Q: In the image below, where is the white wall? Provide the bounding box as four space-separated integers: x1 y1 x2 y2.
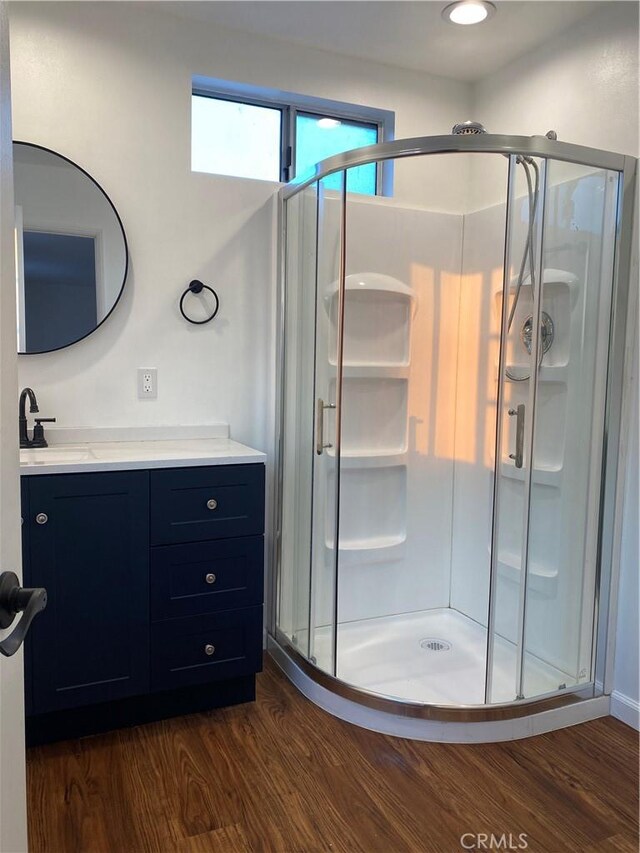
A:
8 0 469 449
471 1 638 209
474 3 638 154
473 1 639 722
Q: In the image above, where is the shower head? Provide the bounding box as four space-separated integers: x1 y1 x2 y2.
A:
451 121 487 135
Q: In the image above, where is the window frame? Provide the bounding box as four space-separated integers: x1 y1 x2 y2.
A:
192 76 395 195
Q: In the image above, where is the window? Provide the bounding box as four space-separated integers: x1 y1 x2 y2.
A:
191 97 281 181
191 77 394 195
295 113 378 194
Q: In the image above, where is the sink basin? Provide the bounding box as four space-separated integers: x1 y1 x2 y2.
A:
20 445 92 465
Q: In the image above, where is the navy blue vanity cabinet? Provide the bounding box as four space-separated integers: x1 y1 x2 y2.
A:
23 471 150 714
22 461 265 744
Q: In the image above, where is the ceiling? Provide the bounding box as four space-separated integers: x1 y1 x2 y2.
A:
158 1 606 82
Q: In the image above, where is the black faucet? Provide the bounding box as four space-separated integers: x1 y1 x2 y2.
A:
19 388 55 449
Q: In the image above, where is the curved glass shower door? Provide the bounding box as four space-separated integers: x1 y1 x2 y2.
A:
333 152 512 704
275 137 625 715
308 173 346 673
487 157 621 702
277 184 318 659
277 174 346 675
486 154 550 703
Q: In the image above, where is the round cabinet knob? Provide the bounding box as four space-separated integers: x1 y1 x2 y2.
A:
206 498 218 511
204 643 216 656
35 513 48 525
205 573 216 585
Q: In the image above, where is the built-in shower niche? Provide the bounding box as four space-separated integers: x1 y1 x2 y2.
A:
329 376 408 456
498 269 576 372
328 273 414 366
326 466 407 555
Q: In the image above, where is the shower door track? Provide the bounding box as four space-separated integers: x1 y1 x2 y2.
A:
267 633 608 742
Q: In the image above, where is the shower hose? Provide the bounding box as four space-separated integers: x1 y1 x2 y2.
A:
505 157 544 382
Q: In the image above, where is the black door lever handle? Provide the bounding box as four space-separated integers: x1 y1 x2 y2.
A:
0 571 47 657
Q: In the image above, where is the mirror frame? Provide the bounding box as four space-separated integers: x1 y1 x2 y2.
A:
14 140 129 355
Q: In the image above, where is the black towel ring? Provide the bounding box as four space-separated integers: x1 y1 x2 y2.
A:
179 280 220 325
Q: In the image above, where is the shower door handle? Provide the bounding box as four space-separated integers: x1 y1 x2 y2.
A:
316 398 336 455
508 404 525 468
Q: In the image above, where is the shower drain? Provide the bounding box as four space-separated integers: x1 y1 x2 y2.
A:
420 638 452 652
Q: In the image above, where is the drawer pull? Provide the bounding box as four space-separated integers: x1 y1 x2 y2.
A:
35 513 48 525
206 498 218 511
204 643 216 656
205 572 217 585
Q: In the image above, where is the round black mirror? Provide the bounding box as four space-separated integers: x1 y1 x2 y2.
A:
13 142 128 354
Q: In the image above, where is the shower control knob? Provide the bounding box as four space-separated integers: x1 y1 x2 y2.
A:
205 573 216 585
204 643 215 656
206 498 218 511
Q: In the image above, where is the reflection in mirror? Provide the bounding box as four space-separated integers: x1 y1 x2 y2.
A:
14 143 128 354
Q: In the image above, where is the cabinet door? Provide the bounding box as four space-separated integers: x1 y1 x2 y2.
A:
24 471 149 713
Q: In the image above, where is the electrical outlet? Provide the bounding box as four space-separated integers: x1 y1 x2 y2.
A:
137 368 157 399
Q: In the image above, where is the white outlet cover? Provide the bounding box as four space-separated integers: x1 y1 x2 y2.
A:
137 368 157 399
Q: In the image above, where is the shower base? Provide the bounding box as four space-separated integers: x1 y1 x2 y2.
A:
307 608 571 706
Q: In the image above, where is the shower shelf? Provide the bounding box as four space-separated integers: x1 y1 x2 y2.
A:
337 534 406 551
337 364 410 379
497 554 558 595
500 460 562 486
327 272 416 300
327 273 414 367
504 364 569 383
508 268 578 290
325 536 406 565
326 449 408 468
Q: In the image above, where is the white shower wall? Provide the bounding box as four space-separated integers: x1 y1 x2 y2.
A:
310 190 463 629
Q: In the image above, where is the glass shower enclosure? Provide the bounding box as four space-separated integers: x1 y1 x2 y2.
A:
271 133 636 733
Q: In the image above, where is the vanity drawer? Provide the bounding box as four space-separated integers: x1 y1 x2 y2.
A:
150 536 264 620
150 464 264 545
150 606 263 692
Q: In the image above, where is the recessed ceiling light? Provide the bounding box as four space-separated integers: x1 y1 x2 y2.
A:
318 118 341 129
442 1 496 25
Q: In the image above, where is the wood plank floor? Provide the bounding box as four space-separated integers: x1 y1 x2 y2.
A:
27 657 639 853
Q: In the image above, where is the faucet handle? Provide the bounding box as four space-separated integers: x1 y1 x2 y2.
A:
32 418 56 449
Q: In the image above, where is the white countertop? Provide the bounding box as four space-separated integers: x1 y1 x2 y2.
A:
20 438 266 476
